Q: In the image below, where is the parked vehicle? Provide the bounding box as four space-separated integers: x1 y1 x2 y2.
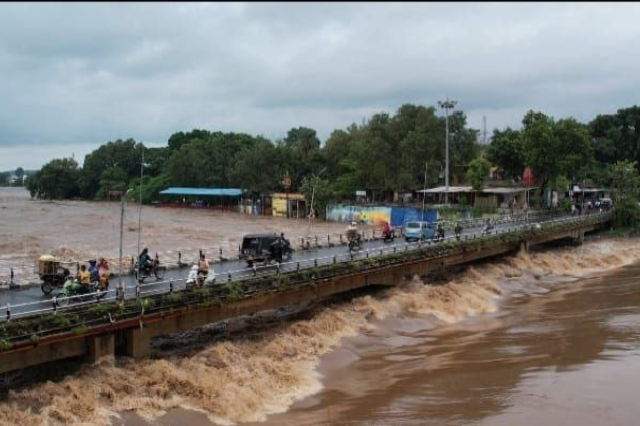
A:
383 228 395 243
403 221 435 242
37 255 71 295
134 256 166 283
239 233 293 266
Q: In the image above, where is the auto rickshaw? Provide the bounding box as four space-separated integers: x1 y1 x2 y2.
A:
239 233 293 266
37 255 71 295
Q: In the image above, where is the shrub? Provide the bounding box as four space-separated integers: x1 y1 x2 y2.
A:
613 197 640 229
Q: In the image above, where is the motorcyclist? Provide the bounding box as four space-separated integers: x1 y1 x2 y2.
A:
346 221 361 249
138 248 153 273
280 232 291 253
77 264 91 294
454 221 463 239
381 221 393 240
270 238 284 263
436 222 445 241
482 219 494 235
197 253 209 286
88 259 100 283
346 221 359 239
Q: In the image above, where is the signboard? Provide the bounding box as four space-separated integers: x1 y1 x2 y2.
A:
355 190 366 197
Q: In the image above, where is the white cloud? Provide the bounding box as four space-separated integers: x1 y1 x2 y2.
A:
0 2 639 169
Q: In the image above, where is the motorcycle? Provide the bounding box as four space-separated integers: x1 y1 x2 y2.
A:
54 279 106 307
134 257 166 283
481 224 494 236
186 265 209 288
347 231 362 251
433 226 445 242
455 224 463 241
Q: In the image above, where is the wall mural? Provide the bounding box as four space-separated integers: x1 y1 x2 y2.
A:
326 205 438 227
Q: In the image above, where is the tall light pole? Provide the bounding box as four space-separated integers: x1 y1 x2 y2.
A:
119 188 134 302
438 98 457 204
136 149 150 281
307 167 327 235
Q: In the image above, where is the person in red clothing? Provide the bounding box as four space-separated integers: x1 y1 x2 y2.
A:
381 221 393 239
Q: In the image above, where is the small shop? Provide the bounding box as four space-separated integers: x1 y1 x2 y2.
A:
271 192 307 219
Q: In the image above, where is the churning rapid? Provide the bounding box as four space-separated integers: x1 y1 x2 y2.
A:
1 239 640 425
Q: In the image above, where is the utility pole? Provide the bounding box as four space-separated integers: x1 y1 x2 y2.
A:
118 189 133 302
137 149 144 264
438 98 457 204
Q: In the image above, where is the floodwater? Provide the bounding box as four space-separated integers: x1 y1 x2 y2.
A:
0 187 350 283
0 238 639 425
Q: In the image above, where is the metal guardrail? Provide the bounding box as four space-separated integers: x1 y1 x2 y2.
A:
0 211 611 323
0 210 594 284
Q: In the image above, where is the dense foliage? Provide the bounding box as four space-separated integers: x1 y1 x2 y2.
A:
26 104 480 205
24 103 640 221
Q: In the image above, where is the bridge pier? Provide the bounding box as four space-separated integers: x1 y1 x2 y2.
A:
519 241 530 252
572 230 585 246
125 327 152 360
87 333 115 363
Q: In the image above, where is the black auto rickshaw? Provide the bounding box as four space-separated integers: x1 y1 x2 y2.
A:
37 255 71 295
239 233 292 266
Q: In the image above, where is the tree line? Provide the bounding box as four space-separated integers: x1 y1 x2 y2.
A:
25 103 640 220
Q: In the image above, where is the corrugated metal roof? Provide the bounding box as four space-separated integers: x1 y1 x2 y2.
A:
159 187 244 197
417 186 473 193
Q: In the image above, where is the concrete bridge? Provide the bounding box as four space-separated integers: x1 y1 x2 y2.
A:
0 212 611 376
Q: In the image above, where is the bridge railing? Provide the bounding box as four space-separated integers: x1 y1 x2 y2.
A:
0 211 612 323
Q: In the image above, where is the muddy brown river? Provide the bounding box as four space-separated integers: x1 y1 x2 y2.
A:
0 238 638 425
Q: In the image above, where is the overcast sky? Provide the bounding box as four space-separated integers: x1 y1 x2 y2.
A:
1 2 639 170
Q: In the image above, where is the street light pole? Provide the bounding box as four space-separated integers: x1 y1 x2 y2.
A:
438 98 457 204
118 188 133 302
137 149 144 268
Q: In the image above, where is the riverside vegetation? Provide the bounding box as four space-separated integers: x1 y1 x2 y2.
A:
23 105 640 224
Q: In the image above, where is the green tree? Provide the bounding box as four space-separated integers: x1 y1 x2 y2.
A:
522 111 559 197
230 139 280 194
167 129 210 152
28 158 81 199
284 127 320 157
611 160 640 202
466 157 491 191
80 138 143 199
96 166 128 199
488 128 525 180
554 117 593 181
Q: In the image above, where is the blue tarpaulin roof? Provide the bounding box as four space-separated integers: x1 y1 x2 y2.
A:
159 187 244 197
